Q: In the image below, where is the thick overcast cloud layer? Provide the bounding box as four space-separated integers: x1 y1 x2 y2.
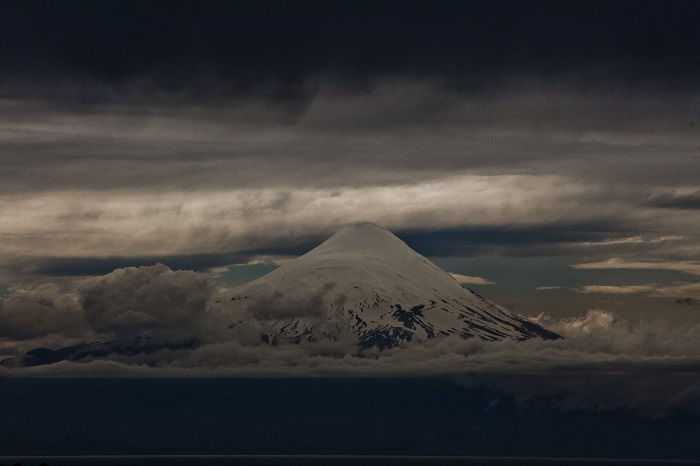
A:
2 84 698 277
1 2 698 278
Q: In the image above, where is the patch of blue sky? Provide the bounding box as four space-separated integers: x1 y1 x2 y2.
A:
218 263 279 288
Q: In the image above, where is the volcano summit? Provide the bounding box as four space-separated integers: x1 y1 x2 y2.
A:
222 222 560 348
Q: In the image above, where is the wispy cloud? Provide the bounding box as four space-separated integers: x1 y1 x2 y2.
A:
577 285 657 295
575 282 700 299
653 282 700 299
448 273 495 285
573 258 700 276
581 236 683 247
643 190 700 210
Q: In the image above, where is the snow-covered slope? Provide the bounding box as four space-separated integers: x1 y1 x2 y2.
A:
220 222 560 348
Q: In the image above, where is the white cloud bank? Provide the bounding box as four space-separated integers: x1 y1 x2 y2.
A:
0 174 596 261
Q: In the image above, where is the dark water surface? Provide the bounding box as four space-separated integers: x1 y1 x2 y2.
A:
1 378 699 459
2 457 700 466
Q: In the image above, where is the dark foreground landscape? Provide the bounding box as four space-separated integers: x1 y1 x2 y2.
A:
1 378 700 462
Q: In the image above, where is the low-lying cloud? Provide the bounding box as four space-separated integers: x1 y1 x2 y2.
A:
577 285 658 294
2 265 700 417
241 281 346 321
0 265 214 354
0 282 89 341
80 264 214 344
574 282 700 300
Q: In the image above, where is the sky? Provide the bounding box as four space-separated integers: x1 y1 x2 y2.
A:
1 0 700 419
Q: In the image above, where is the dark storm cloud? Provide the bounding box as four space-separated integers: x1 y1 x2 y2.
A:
644 191 700 210
0 1 697 203
1 0 699 104
0 85 697 199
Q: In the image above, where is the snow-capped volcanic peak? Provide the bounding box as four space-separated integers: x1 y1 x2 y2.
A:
220 222 560 348
311 221 419 256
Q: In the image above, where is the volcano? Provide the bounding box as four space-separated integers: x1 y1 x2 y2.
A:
221 222 560 348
